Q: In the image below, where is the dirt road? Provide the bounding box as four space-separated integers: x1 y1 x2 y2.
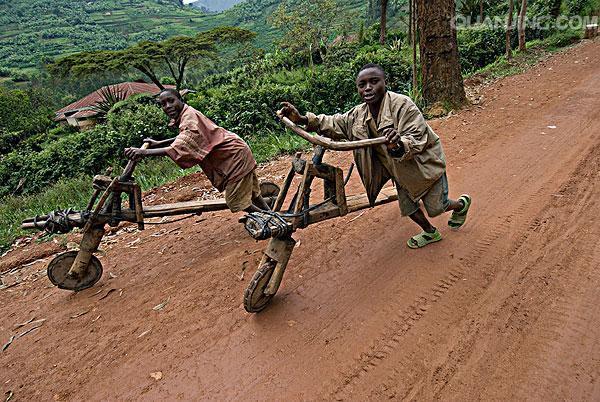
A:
1 39 599 401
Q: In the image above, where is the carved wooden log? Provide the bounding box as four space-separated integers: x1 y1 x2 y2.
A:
585 24 598 39
277 112 388 151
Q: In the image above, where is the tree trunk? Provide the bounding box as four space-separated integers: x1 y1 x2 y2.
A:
518 0 527 51
379 0 389 45
411 0 418 95
136 65 164 90
416 0 466 107
176 58 188 90
479 0 484 23
506 0 515 60
549 0 561 18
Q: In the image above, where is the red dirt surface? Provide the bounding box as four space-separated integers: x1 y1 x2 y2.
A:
1 39 599 401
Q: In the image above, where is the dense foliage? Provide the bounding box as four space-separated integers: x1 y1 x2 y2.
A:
0 99 170 197
0 87 55 155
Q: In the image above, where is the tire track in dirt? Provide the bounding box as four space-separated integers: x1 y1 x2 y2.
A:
414 144 600 401
497 147 600 401
328 185 545 400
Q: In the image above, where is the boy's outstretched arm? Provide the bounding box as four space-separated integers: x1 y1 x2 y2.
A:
280 102 351 141
124 146 169 161
143 137 177 148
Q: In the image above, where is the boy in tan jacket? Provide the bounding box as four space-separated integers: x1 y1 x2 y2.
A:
280 64 471 248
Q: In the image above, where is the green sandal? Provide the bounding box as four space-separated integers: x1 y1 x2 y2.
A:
448 194 472 230
407 229 443 249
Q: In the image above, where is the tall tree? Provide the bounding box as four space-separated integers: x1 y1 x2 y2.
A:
506 0 515 60
49 27 255 90
416 0 466 107
380 0 389 44
269 0 350 64
517 0 528 51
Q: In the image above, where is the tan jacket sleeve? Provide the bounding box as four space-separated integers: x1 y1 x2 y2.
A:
305 110 352 141
395 100 431 161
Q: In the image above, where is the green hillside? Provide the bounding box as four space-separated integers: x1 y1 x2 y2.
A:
0 0 367 77
0 1 215 71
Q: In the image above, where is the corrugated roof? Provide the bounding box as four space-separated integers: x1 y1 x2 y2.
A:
55 82 175 121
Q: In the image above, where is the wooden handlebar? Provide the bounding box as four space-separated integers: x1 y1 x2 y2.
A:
276 111 388 151
121 142 150 181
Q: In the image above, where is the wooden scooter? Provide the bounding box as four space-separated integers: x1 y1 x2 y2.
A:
241 113 399 312
21 116 400 312
21 142 279 291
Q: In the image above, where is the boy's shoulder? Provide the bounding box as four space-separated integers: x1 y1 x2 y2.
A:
178 104 208 127
387 91 415 106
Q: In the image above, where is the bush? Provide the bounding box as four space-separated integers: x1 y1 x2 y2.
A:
458 24 556 74
543 29 583 48
0 87 54 153
0 100 170 197
458 25 507 74
565 0 600 14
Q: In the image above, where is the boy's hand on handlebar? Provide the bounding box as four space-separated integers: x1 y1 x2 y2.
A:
383 128 401 148
279 102 308 125
124 147 146 161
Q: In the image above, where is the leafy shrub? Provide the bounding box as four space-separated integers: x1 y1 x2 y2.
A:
543 29 583 48
0 67 12 77
0 100 170 197
458 24 556 74
458 25 507 73
565 0 600 14
0 87 54 152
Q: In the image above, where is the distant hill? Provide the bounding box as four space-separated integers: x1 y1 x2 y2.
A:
0 0 228 71
0 0 367 75
190 0 244 12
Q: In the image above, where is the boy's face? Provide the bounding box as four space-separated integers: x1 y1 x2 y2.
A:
158 92 185 120
356 68 386 106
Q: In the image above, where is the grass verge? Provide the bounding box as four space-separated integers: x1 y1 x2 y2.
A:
468 29 584 80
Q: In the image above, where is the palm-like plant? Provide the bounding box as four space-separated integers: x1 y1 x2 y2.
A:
90 85 127 122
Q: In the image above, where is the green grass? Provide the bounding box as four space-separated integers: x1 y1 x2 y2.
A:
249 131 311 163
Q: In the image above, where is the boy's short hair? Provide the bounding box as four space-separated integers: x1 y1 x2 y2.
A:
158 88 183 101
358 63 386 77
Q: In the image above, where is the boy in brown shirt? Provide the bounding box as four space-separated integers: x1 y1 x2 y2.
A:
124 89 270 213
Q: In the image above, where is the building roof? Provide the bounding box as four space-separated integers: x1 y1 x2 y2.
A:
55 82 175 121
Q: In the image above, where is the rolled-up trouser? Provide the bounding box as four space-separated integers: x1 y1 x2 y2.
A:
396 173 450 218
225 170 261 213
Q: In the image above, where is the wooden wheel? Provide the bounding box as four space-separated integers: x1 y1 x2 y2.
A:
47 251 103 291
244 259 276 313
